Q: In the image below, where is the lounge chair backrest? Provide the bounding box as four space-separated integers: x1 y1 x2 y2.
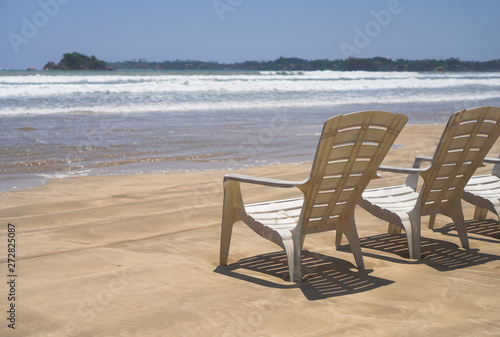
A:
300 111 408 234
420 106 500 212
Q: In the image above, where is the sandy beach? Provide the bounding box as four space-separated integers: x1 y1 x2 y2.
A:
1 123 500 336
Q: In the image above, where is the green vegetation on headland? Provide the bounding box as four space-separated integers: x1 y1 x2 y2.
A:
43 52 115 71
42 53 500 72
108 56 500 72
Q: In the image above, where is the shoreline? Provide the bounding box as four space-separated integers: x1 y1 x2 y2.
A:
0 123 445 194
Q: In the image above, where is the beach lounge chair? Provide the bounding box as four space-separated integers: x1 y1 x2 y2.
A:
357 106 500 259
219 111 408 282
461 156 500 221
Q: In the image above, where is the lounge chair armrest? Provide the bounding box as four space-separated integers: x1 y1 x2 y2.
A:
377 156 432 174
377 156 431 190
378 165 426 174
414 156 432 165
223 173 306 188
482 157 500 165
405 155 433 189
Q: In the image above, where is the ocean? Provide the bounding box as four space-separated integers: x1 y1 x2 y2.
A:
1 69 500 192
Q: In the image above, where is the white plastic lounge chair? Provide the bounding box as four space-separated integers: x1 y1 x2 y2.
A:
462 156 500 220
357 106 500 260
219 111 408 282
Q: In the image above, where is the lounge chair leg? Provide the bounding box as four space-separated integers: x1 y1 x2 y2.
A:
428 214 436 229
447 202 469 249
220 181 242 266
283 235 302 282
401 213 420 260
388 223 402 234
335 230 343 246
340 216 364 270
494 206 500 222
220 213 235 266
473 206 488 220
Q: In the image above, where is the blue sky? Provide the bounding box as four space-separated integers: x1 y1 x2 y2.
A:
1 0 499 69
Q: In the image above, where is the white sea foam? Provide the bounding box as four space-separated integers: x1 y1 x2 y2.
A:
0 91 498 116
1 70 499 116
1 71 500 97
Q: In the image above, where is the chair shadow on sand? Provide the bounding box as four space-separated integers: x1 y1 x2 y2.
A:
355 219 500 272
215 219 500 300
434 218 500 242
214 250 394 301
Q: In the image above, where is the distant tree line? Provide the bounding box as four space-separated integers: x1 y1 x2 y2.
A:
107 56 500 72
